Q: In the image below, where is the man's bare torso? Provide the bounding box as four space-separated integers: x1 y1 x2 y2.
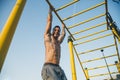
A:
44 35 61 65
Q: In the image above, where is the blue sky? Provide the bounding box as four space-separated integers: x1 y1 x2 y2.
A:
0 0 120 80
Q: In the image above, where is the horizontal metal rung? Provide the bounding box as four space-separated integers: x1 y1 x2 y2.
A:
75 29 108 41
89 72 118 78
77 44 115 55
82 54 117 64
68 13 106 29
74 33 112 46
72 22 106 35
88 64 116 70
56 0 79 11
63 2 105 21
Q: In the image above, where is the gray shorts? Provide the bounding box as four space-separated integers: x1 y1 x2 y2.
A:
41 63 67 80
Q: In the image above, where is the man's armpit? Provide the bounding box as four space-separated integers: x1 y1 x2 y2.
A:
44 34 51 41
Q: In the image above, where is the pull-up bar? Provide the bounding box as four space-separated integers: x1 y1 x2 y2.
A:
46 0 75 40
56 0 79 11
68 13 106 29
62 1 105 21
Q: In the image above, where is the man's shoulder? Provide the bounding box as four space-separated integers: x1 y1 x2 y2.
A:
44 33 52 41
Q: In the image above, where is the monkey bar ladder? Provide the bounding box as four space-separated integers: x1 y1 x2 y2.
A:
46 0 120 80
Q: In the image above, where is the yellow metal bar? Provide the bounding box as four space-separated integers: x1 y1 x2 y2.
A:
112 27 120 43
63 2 105 21
68 36 77 80
75 29 108 41
82 54 117 64
77 44 115 55
73 42 87 80
115 61 120 73
88 64 116 70
0 0 26 72
72 22 106 35
89 72 118 78
46 0 75 40
68 13 106 29
105 0 109 30
73 44 88 80
110 23 120 62
85 68 90 80
113 34 120 62
56 0 79 11
74 33 112 46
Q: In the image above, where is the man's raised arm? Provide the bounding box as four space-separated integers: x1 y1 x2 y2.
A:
44 7 53 36
58 24 66 43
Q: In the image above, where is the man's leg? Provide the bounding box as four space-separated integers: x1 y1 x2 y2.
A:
41 64 60 80
59 67 67 80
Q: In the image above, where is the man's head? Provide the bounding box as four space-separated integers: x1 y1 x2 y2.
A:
52 25 61 39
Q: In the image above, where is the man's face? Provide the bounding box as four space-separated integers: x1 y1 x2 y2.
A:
53 27 60 39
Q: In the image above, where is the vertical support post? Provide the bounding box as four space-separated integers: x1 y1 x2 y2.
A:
85 68 90 80
115 61 120 73
0 0 26 72
73 0 79 1
73 46 88 80
113 35 120 62
68 36 77 80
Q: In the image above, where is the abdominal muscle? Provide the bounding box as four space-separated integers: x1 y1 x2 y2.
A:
45 41 61 65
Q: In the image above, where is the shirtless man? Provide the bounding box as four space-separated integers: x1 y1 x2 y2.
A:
41 6 67 80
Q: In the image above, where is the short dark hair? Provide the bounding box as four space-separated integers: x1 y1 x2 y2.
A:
53 25 61 32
